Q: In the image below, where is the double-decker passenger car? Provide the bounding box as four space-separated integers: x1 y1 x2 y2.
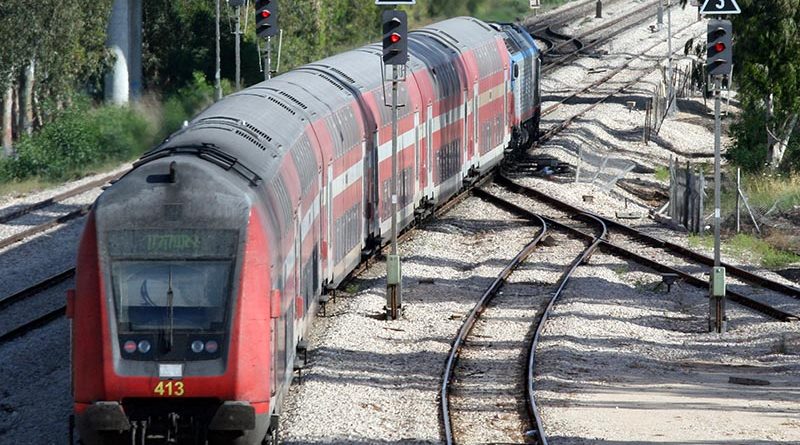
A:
70 16 540 444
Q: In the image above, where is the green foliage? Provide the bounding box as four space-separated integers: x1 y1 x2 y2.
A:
728 233 800 268
0 1 113 99
0 99 155 182
728 0 800 171
728 111 771 171
654 165 670 182
161 72 219 137
687 232 800 268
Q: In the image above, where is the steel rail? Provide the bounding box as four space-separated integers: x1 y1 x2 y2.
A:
542 23 702 117
496 176 800 301
472 188 608 445
0 171 122 224
0 306 66 344
488 183 799 322
440 211 548 445
0 268 75 311
0 205 91 251
541 0 667 73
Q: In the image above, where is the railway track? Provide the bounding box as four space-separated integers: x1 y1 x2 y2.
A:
487 179 800 322
537 0 671 73
0 268 74 344
0 171 123 251
440 191 607 444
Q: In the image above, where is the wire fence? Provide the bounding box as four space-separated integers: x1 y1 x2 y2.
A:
662 159 798 243
575 144 637 191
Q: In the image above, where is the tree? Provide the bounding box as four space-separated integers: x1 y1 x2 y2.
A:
0 0 113 154
730 0 800 170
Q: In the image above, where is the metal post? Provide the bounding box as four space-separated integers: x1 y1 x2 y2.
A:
713 78 722 269
265 37 272 81
235 5 241 90
215 0 222 101
710 76 726 333
387 64 402 320
735 168 741 233
596 0 602 18
657 2 663 28
666 0 675 116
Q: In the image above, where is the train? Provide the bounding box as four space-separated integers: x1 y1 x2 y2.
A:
68 17 540 445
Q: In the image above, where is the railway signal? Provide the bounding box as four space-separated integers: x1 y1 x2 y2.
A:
382 10 408 65
706 20 733 77
256 0 279 38
705 18 735 334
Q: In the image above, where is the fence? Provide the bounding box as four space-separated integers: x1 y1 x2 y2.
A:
575 144 637 191
666 158 706 233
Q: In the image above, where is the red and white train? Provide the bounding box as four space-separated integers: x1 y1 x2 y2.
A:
69 17 540 444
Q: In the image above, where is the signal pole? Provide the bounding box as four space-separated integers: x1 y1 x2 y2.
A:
666 0 676 116
703 14 734 332
235 3 242 89
380 7 409 320
215 0 222 101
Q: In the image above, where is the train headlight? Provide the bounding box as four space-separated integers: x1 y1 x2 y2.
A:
137 340 151 354
123 340 137 354
191 340 205 353
205 340 219 354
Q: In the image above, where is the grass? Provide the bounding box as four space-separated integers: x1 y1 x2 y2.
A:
742 173 800 214
689 233 800 269
0 177 52 198
728 233 800 269
654 165 669 182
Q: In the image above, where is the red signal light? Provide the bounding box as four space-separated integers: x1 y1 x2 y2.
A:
261 10 271 19
714 42 725 52
390 33 402 44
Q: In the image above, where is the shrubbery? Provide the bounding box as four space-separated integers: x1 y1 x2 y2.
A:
0 100 155 182
0 72 221 184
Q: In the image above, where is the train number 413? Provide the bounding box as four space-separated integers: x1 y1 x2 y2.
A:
154 380 185 397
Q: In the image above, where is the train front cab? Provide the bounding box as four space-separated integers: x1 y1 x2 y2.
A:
70 158 277 445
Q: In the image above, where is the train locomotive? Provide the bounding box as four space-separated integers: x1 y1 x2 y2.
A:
69 17 540 444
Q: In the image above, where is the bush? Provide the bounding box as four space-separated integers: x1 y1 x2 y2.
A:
1 100 155 182
161 71 220 137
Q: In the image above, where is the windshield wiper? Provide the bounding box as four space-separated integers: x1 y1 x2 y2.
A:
165 267 175 352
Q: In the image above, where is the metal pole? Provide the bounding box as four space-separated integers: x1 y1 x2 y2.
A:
735 168 741 233
713 77 722 269
265 36 272 81
388 64 401 320
596 0 602 18
711 75 726 333
666 0 675 116
235 5 241 90
391 65 399 258
215 0 222 101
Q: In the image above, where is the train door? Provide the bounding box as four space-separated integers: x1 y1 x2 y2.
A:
296 210 306 324
367 131 380 238
504 68 510 142
414 111 420 202
360 139 367 250
463 91 469 175
426 104 433 198
473 82 479 158
326 164 333 283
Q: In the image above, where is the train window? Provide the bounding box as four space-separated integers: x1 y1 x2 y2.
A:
112 261 231 332
513 64 520 80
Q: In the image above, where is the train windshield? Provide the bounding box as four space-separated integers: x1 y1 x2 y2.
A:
112 261 232 332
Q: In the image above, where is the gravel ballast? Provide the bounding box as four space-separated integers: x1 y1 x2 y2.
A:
0 0 798 443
